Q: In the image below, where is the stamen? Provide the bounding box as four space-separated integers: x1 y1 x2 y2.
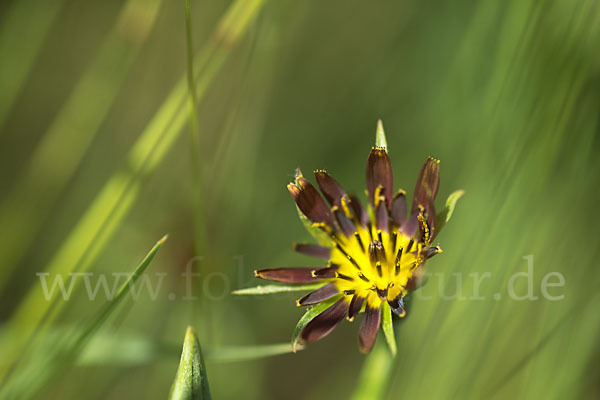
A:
335 243 349 258
377 231 387 260
343 289 355 295
390 232 397 253
369 240 385 264
395 247 403 275
376 262 382 277
395 247 403 264
406 239 414 253
336 272 354 281
347 255 361 270
336 243 361 271
357 273 370 283
354 232 365 251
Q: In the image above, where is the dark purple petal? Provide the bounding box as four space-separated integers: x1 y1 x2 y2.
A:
391 190 407 227
348 294 365 321
346 195 369 227
375 199 390 232
426 210 437 240
314 170 346 207
288 176 335 227
358 305 381 353
300 298 349 344
293 243 331 259
334 208 356 237
297 283 340 306
366 148 393 207
254 268 322 283
406 263 428 292
411 157 440 232
412 157 440 211
400 213 419 238
312 265 339 278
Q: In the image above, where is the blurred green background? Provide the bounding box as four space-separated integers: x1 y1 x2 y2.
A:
0 0 598 399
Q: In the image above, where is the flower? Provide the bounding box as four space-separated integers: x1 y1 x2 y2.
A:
254 121 451 354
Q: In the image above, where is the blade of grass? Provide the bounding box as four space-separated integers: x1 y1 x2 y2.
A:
350 340 394 400
169 326 211 400
0 0 163 292
0 0 265 382
0 0 66 130
185 0 206 257
0 235 166 399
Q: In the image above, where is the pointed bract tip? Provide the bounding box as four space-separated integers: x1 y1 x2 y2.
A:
375 119 387 150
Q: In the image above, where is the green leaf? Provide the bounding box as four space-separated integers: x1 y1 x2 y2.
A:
435 189 465 235
291 295 342 351
375 119 388 150
232 282 326 295
206 343 302 363
380 302 397 356
169 326 212 400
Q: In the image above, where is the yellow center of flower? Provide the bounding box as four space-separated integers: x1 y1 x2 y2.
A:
328 224 423 309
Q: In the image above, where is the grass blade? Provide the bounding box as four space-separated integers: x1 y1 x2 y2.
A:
0 0 265 381
350 340 394 400
0 0 163 291
0 235 167 399
0 0 66 130
169 326 211 400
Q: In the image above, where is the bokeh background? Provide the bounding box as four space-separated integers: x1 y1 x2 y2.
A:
0 0 599 399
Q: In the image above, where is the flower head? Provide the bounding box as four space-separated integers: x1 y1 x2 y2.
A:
254 121 456 354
